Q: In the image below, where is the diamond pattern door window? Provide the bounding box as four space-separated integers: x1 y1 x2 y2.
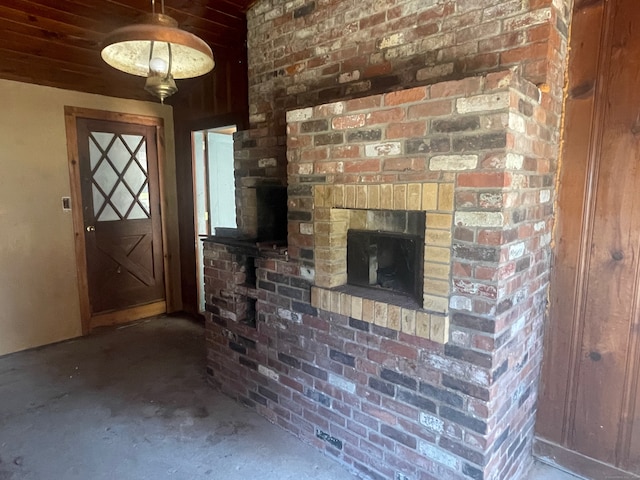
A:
88 132 150 221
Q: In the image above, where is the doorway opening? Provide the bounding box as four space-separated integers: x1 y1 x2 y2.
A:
192 125 237 313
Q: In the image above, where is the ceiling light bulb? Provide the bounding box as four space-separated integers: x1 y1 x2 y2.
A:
149 57 168 74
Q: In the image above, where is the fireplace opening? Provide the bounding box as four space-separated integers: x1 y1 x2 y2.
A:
347 229 424 307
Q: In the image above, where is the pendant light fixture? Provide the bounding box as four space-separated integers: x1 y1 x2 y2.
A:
101 0 214 103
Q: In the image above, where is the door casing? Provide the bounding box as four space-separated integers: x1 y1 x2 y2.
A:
65 107 173 333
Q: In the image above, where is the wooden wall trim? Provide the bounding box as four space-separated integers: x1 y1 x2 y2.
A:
534 438 640 480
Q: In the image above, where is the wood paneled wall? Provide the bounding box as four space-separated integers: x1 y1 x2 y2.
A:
171 46 249 315
535 0 640 477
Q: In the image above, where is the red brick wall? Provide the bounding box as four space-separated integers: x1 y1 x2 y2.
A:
247 0 570 134
205 1 572 479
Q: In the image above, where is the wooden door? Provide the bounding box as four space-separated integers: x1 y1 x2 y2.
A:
66 109 168 331
535 0 640 478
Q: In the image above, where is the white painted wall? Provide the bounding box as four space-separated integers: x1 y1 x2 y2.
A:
0 79 179 356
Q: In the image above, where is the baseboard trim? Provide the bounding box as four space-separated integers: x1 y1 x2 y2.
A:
90 301 167 329
534 437 640 480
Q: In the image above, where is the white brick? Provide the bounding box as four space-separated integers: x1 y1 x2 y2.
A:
509 242 526 260
258 365 280 381
339 70 360 84
277 308 301 323
534 221 546 232
418 441 459 470
509 113 526 133
450 295 473 311
328 373 356 393
300 267 315 281
286 107 313 123
505 153 524 170
300 223 314 235
457 93 509 114
378 33 405 49
429 154 478 171
365 142 402 157
258 157 277 168
540 189 551 203
455 211 504 227
419 413 444 434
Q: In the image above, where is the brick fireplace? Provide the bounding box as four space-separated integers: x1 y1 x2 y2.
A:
203 1 570 479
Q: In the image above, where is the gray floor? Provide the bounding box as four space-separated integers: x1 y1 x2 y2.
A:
0 316 580 480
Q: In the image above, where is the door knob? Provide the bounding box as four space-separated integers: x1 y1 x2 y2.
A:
86 225 96 232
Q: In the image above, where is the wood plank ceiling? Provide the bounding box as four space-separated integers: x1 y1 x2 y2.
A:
0 0 255 101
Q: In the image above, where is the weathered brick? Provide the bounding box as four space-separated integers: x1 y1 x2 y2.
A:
381 424 417 449
381 369 417 390
369 377 396 397
329 349 356 367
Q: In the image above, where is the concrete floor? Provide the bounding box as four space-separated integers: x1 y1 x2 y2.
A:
0 316 582 480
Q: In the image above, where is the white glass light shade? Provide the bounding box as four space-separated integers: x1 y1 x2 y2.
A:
101 14 214 79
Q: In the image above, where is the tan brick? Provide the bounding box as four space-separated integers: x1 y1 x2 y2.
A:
331 208 350 222
381 184 394 209
422 183 439 210
374 302 388 327
425 229 452 246
315 185 326 207
368 185 381 209
423 294 449 313
401 309 416 336
416 312 431 339
425 246 451 264
394 184 407 210
351 296 363 320
424 261 451 280
311 287 322 308
407 183 422 210
438 183 455 211
431 315 450 344
340 293 352 317
345 185 356 208
427 213 453 230
424 278 450 297
387 305 402 331
362 299 375 322
349 210 367 229
333 185 345 207
329 291 340 313
356 185 368 209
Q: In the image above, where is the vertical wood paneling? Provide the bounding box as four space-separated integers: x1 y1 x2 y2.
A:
569 0 640 466
537 0 640 474
536 0 607 443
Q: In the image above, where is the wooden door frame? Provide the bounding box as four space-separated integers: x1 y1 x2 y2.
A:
64 106 172 334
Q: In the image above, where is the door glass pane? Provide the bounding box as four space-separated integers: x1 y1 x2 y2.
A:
128 203 147 220
108 137 131 173
138 186 150 214
124 162 146 194
93 161 118 196
90 131 151 222
92 185 105 214
98 204 119 222
111 182 134 218
92 132 114 152
122 135 145 166
89 139 103 170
